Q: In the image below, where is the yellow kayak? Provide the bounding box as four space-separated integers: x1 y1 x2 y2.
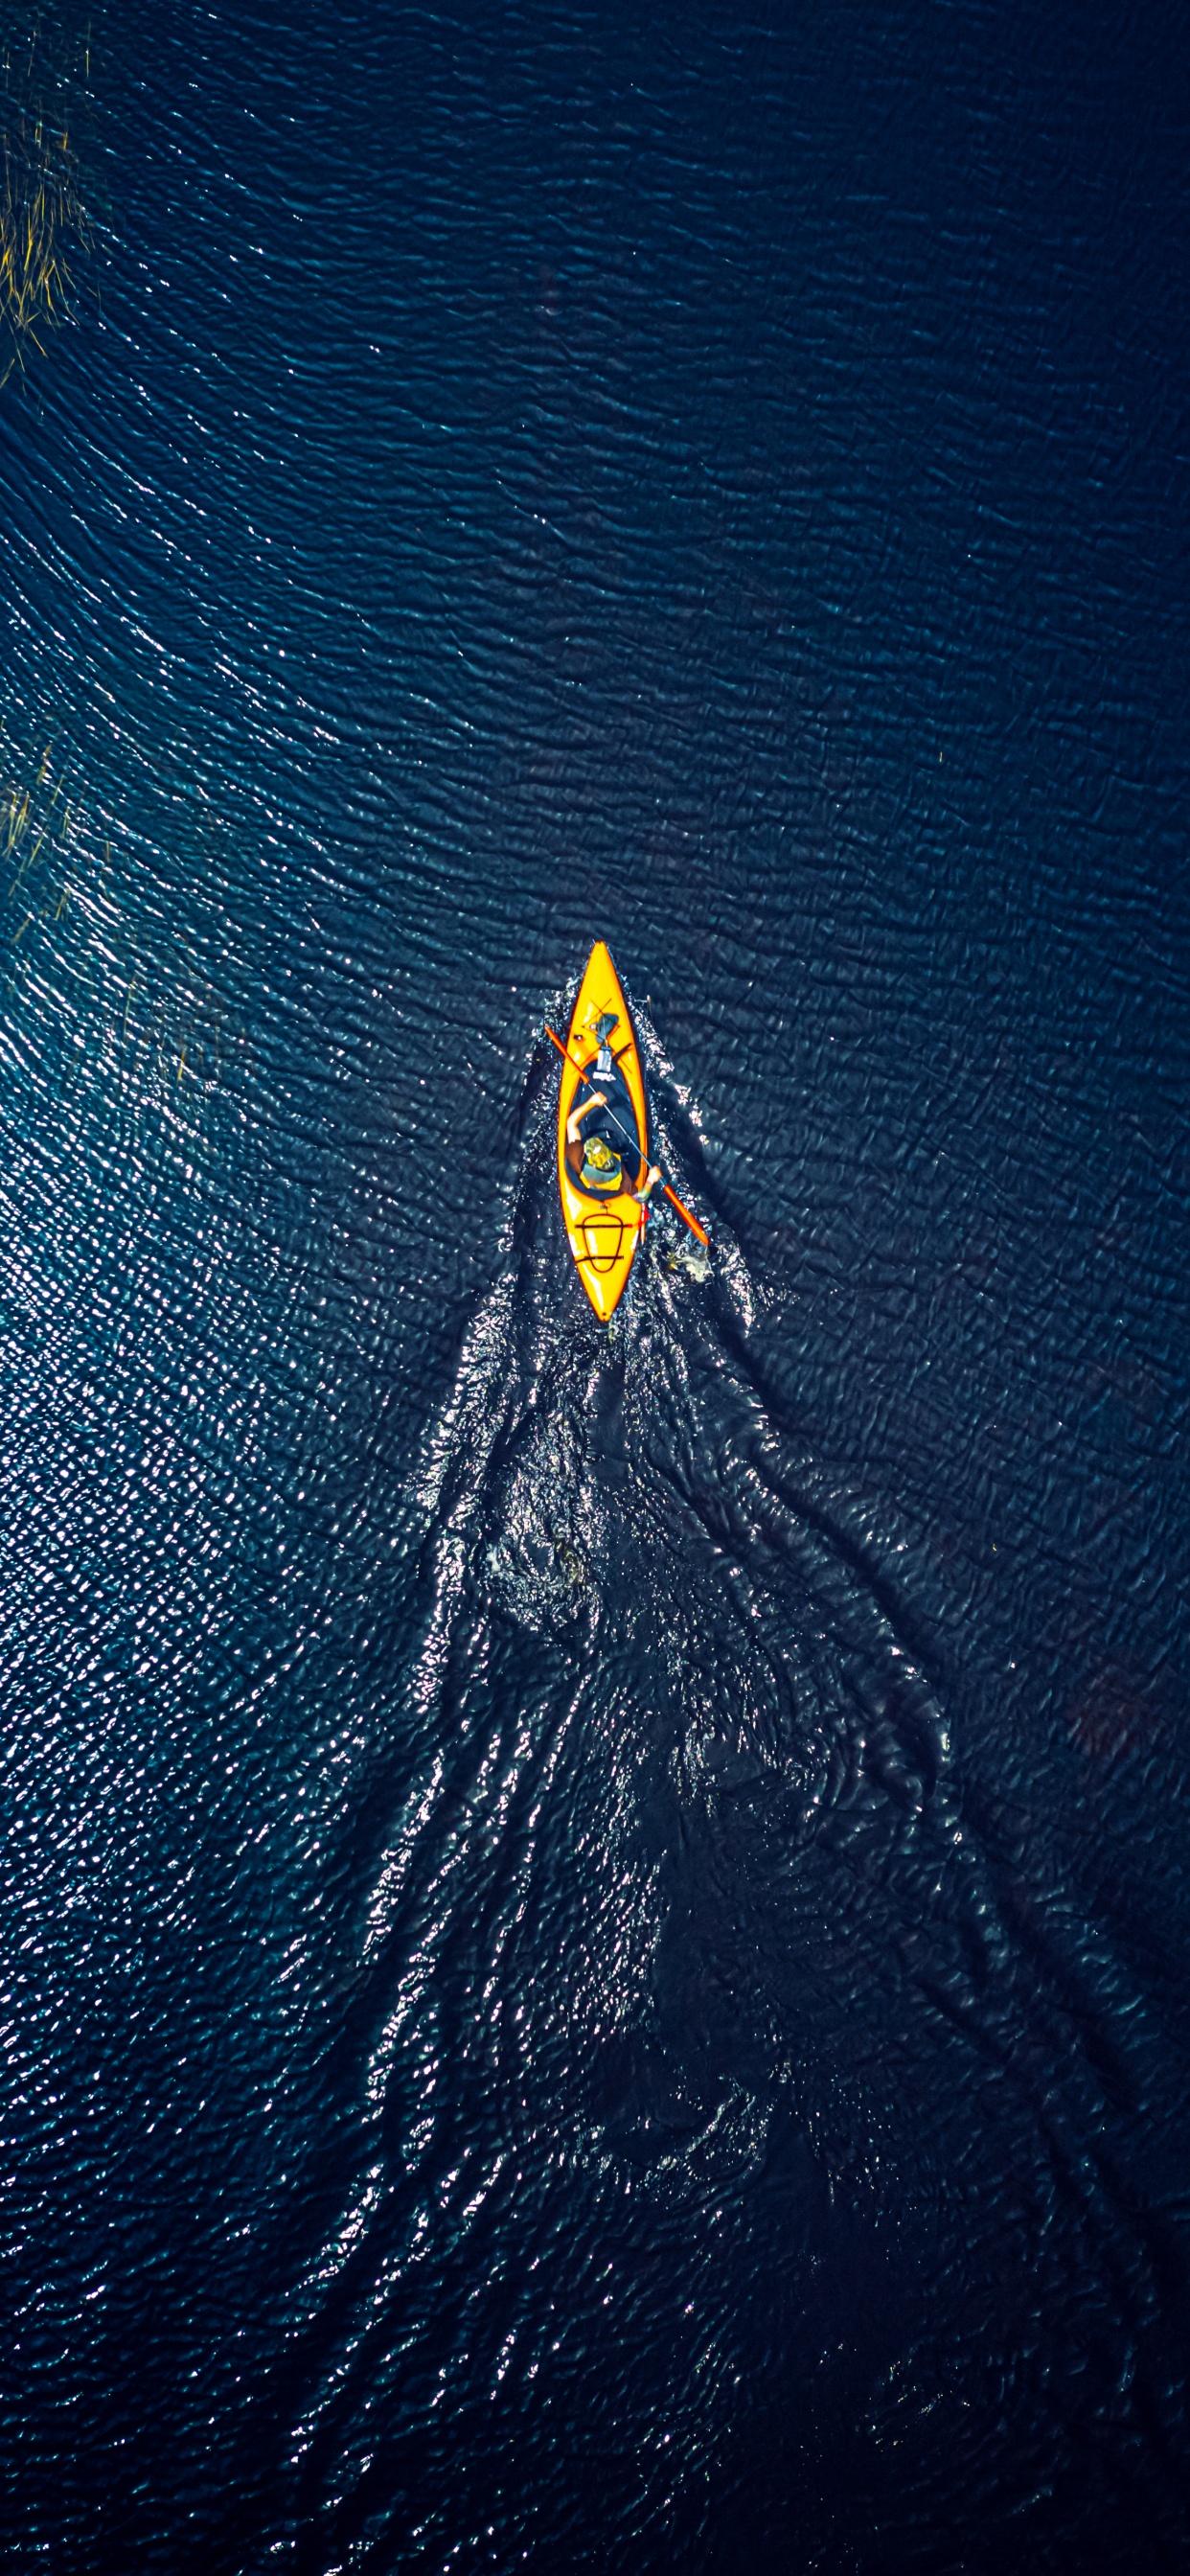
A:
555 942 650 1320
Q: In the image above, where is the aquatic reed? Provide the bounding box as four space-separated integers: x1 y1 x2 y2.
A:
2 724 231 1106
0 12 94 382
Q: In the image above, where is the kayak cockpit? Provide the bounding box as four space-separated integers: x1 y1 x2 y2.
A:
563 1059 646 1201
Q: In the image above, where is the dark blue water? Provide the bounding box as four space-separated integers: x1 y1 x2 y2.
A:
2 1 1189 2566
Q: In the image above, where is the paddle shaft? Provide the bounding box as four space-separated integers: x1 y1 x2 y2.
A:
544 1024 710 1249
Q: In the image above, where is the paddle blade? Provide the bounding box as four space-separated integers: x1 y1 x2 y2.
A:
662 1183 709 1247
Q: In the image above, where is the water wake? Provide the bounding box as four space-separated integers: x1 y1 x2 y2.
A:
270 1025 968 2569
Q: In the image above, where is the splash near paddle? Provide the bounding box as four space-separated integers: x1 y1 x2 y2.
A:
554 942 651 1320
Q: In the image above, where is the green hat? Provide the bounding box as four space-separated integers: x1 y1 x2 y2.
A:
594 1011 619 1042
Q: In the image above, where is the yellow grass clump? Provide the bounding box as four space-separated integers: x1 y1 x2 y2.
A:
0 13 94 383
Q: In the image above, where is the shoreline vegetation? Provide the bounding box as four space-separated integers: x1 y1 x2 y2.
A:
0 6 96 385
0 21 230 1128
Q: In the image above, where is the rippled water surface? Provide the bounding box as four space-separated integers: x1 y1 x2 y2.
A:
2 1 1188 2567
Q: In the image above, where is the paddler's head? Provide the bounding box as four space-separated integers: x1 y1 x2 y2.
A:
582 1133 622 1187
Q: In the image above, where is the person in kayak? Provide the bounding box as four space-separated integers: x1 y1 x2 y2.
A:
566 1087 661 1207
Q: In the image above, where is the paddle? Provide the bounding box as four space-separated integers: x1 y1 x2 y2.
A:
544 1023 710 1249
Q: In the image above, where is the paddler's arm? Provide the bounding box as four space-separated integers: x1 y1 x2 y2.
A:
565 1091 606 1145
632 1163 662 1206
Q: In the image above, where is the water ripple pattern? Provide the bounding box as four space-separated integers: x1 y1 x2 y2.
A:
0 1 1187 2570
